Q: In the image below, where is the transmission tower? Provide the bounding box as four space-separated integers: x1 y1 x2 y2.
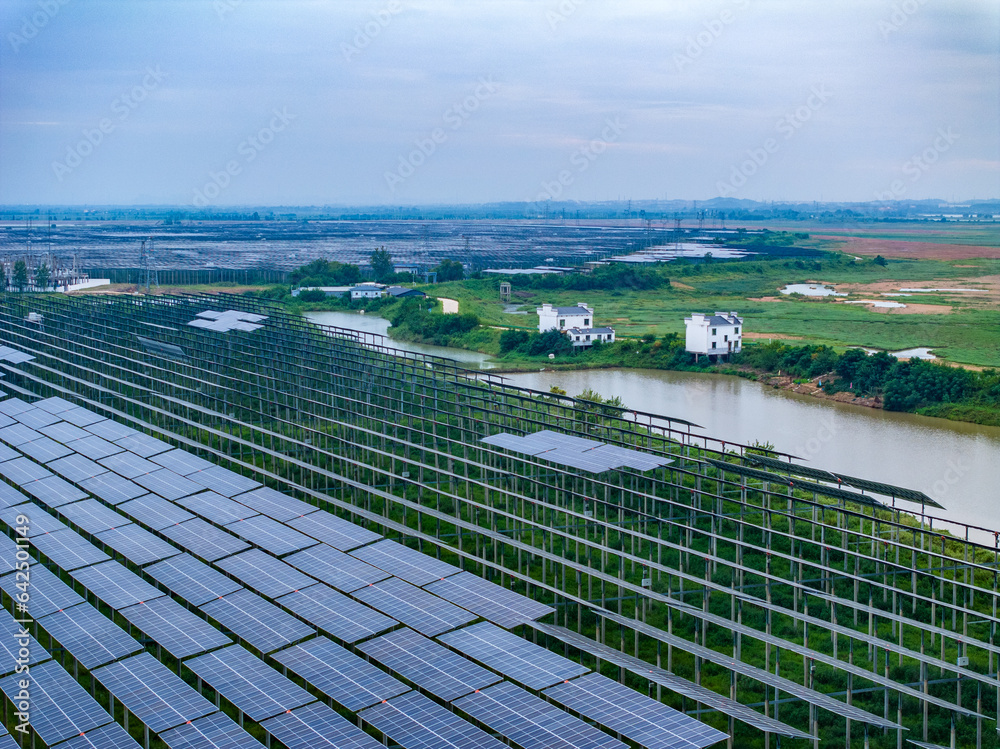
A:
140 238 159 292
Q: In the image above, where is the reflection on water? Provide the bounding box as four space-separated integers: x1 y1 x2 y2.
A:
503 368 1000 534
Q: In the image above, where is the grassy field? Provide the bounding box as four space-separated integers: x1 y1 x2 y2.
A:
422 254 1000 367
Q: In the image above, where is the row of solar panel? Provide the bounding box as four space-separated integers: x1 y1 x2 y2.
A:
482 429 672 474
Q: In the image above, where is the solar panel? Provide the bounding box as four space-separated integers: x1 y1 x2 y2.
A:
0 563 84 617
1 351 34 365
95 523 180 566
34 396 77 414
706 459 889 509
0 660 113 745
284 544 389 593
358 691 507 749
223 514 319 556
0 734 13 749
120 595 232 659
145 553 244 606
0 423 41 447
276 584 395 644
0 502 67 537
543 673 728 749
78 472 147 504
200 589 315 654
174 491 256 525
134 468 205 501
215 549 315 599
13 407 60 429
162 518 250 562
39 420 92 445
151 449 215 476
85 419 139 442
907 741 951 749
454 680 627 749
47 452 108 483
91 652 216 733
287 510 380 551
540 447 620 473
437 622 588 690
71 434 126 461
185 645 315 721
18 435 73 463
114 432 172 458
157 710 265 749
59 498 131 534
69 560 166 610
37 602 142 669
0 442 17 462
260 701 383 749
31 528 111 571
232 486 317 521
0 456 53 484
0 399 33 417
21 474 89 507
0 533 27 576
0 482 27 509
98 451 158 479
354 577 476 636
481 432 532 451
424 571 554 628
358 627 501 701
351 539 461 586
57 721 143 749
0 608 48 676
118 494 194 530
272 636 410 711
189 465 261 497
58 407 106 427
0 414 13 430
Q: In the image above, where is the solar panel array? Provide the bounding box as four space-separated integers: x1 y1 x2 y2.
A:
187 309 267 333
482 429 672 474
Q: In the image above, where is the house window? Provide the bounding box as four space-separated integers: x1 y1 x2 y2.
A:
584 319 590 326
585 335 590 341
712 328 717 335
559 319 565 327
735 327 740 334
724 335 728 342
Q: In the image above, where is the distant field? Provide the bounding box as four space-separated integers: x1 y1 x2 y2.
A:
763 220 1000 258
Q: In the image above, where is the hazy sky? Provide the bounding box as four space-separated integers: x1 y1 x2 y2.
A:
1 0 997 206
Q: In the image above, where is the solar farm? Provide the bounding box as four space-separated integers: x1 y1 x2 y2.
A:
0 294 996 748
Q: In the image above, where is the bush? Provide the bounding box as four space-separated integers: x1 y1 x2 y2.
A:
499 329 530 353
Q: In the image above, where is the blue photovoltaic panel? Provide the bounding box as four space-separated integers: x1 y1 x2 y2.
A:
287 510 380 551
12 407 60 430
22 474 89 508
59 498 132 534
351 539 461 586
189 465 261 497
133 468 204 501
0 399 32 417
261 701 382 749
79 472 147 505
437 622 588 690
70 560 166 610
91 652 216 733
58 721 143 749
276 583 394 644
0 502 67 537
0 533 27 575
0 660 112 745
423 570 553 629
18 435 74 463
34 396 77 415
284 544 389 593
185 645 314 721
0 735 13 749
85 419 138 442
114 432 172 458
454 680 627 749
223 514 318 557
95 523 180 566
37 602 142 670
0 414 13 429
354 577 475 637
120 596 232 659
543 673 728 749
146 553 245 606
358 627 500 702
39 421 92 445
215 549 314 599
232 486 316 521
31 528 111 571
0 607 48 676
158 710 265 749
58 407 106 427
176 491 259 525
162 518 249 562
47 452 107 483
0 443 17 462
118 494 194 530
98 450 159 479
359 691 506 749
200 589 315 654
0 482 27 509
272 636 409 712
151 449 215 476
0 423 41 448
0 563 84 617
0 456 53 484
71 434 126 461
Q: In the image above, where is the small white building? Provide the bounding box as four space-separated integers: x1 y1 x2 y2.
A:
350 283 385 300
537 303 593 333
684 311 743 359
566 327 616 347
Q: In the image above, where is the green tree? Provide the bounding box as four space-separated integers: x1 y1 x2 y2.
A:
499 329 529 353
873 255 888 267
12 260 28 291
433 259 465 282
34 263 50 290
370 246 393 282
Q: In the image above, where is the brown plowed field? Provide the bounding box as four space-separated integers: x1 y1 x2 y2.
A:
814 235 1000 259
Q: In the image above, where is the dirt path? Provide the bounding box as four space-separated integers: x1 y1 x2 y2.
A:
439 298 459 314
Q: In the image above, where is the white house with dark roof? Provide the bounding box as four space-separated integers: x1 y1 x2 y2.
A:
537 302 615 347
684 311 743 359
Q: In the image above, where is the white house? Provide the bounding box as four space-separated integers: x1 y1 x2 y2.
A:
350 283 385 300
684 311 743 359
537 302 615 348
